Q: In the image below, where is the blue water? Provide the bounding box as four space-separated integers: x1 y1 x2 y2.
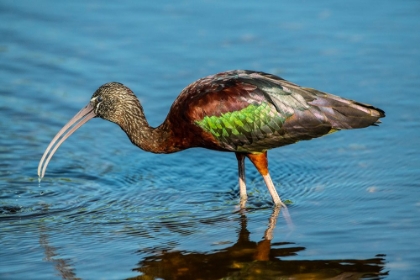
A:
1 0 420 279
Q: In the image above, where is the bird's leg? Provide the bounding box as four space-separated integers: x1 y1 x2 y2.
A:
246 152 286 207
235 153 247 208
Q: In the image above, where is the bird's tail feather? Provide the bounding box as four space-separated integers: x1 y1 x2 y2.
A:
303 88 385 130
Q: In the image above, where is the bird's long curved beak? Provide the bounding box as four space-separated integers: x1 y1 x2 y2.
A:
38 103 97 179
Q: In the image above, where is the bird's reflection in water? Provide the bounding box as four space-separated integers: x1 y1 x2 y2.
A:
131 208 387 280
39 227 80 280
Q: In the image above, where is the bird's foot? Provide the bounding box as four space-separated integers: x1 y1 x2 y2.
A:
275 201 294 231
275 199 287 208
239 195 248 209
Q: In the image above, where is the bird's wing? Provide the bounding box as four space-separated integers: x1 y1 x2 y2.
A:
180 70 383 152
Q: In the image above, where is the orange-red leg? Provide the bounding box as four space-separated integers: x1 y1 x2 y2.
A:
246 152 285 207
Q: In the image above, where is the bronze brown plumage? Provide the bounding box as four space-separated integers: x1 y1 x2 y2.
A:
38 70 385 207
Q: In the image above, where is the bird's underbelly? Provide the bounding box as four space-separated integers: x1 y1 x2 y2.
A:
215 131 298 153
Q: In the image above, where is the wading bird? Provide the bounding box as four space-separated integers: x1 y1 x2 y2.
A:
38 70 385 207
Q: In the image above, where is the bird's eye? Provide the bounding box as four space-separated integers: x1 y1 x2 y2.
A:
97 96 103 102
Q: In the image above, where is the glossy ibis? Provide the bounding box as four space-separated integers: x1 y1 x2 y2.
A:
38 70 385 207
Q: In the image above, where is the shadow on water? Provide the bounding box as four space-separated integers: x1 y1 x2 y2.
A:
129 208 388 280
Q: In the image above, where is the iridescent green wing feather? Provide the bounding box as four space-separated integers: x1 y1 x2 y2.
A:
195 101 292 152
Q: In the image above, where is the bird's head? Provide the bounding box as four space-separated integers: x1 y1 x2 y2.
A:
37 82 140 179
90 82 140 124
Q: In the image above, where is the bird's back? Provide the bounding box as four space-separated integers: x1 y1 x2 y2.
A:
166 70 385 153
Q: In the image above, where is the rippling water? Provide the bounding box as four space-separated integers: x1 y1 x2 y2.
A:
1 0 420 279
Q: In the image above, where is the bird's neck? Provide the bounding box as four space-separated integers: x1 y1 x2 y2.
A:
118 104 179 154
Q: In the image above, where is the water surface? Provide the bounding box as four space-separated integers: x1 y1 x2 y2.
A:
1 0 420 279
